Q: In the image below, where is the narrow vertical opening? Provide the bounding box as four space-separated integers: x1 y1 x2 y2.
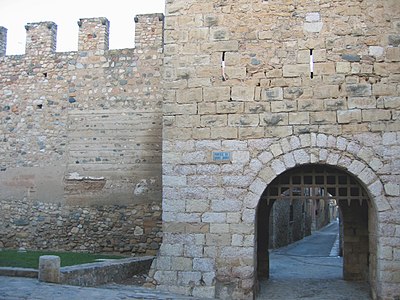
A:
221 51 227 81
310 49 314 79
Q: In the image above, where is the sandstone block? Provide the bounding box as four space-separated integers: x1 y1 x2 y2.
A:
201 114 227 127
369 46 384 57
193 258 215 272
289 112 309 124
211 127 237 139
231 86 255 101
345 84 372 97
337 110 362 124
382 97 400 109
239 127 265 139
202 212 226 223
373 84 397 96
198 102 216 114
387 47 400 62
362 109 391 122
261 112 288 126
314 62 335 74
171 257 193 271
271 100 297 112
310 111 336 124
225 67 247 80
348 97 376 109
177 271 202 285
262 87 283 101
314 85 340 99
154 271 178 285
203 86 231 102
228 114 260 126
216 101 244 114
283 64 309 77
336 62 351 73
384 183 400 196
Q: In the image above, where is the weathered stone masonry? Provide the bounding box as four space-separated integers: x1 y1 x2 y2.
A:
0 14 164 255
151 0 400 299
1 1 400 300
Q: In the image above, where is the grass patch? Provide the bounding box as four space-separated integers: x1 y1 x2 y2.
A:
0 249 126 269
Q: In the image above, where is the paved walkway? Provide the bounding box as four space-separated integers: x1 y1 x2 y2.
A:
0 276 198 300
257 221 372 299
0 221 371 299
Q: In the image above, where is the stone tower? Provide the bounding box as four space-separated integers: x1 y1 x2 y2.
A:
152 0 400 299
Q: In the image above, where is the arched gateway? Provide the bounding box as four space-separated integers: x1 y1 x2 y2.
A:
256 164 374 287
152 133 396 299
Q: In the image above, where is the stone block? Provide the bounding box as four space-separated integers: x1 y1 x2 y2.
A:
289 112 310 124
193 286 216 298
193 258 215 272
384 183 400 196
382 97 400 109
262 87 283 101
324 98 346 110
261 112 288 126
38 255 60 283
228 114 260 126
362 109 391 122
348 97 376 109
171 257 193 271
337 110 362 124
373 84 397 96
217 101 244 114
304 22 323 33
336 62 351 73
369 46 384 57
202 212 226 223
387 47 400 62
154 271 178 285
284 87 304 99
314 62 335 74
271 100 297 112
231 86 255 101
283 64 309 77
203 86 231 102
198 102 216 114
201 114 227 127
211 127 238 139
310 111 336 124
225 67 247 80
345 84 372 97
314 85 340 98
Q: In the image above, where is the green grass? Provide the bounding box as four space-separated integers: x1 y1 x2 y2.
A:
0 249 126 269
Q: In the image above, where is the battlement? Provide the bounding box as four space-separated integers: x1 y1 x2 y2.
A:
0 13 164 56
0 26 7 56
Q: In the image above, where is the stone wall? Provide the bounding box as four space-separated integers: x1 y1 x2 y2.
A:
0 199 161 254
154 0 400 299
0 14 164 255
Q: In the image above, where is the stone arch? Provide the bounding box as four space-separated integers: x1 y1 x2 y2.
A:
246 133 390 213
245 133 389 298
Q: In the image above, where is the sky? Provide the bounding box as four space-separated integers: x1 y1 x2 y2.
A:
0 0 165 54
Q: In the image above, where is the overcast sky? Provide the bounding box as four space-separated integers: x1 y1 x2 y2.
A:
0 0 165 54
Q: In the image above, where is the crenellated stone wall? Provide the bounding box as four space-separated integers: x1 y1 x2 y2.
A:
0 14 164 255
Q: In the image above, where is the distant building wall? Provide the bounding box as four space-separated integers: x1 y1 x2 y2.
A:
0 14 164 255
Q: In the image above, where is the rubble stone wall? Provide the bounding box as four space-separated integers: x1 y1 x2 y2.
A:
0 14 164 255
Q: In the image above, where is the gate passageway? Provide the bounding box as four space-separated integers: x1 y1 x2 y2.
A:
257 221 371 299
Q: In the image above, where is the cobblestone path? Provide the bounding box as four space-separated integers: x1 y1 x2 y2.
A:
257 221 371 299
